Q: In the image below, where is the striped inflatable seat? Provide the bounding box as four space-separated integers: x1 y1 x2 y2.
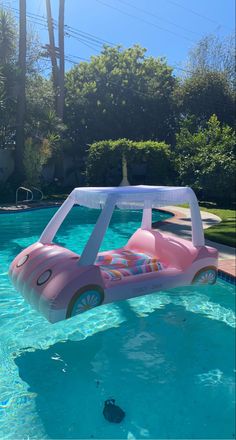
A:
95 249 164 281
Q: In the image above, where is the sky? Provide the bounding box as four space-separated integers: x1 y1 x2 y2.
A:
1 0 235 75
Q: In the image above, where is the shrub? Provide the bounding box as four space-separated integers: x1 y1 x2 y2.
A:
86 139 174 186
175 114 236 204
23 137 52 187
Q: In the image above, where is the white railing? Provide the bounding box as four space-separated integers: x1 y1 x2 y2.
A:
31 186 44 202
16 186 44 207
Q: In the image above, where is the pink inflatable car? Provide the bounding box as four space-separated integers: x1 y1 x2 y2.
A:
9 186 218 323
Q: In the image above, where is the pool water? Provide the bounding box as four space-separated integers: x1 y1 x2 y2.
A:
0 207 235 439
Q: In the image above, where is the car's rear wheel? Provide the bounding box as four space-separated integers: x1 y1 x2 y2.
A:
192 266 217 285
66 284 104 318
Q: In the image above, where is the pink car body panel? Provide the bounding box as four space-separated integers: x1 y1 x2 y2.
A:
9 228 218 323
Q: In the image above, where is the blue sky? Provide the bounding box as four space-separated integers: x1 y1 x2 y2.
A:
2 0 235 74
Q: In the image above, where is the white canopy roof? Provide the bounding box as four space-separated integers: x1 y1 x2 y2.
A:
40 185 205 250
71 185 195 209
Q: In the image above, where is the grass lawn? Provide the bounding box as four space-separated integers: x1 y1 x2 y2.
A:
177 203 235 248
200 207 236 248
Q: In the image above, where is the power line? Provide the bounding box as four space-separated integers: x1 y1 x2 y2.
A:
1 1 192 75
66 34 101 53
1 2 117 59
166 0 232 29
64 24 116 47
67 53 90 62
64 29 106 49
95 0 196 43
0 2 117 48
0 3 109 57
116 0 201 36
1 4 49 29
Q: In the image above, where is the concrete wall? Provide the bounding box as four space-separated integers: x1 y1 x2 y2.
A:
0 149 80 187
0 149 15 182
41 154 79 186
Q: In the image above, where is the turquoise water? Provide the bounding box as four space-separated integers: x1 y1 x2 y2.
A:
0 207 235 439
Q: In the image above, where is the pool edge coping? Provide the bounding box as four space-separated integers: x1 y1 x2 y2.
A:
218 269 236 285
0 201 63 213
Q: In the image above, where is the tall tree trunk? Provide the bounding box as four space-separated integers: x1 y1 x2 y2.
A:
15 0 26 184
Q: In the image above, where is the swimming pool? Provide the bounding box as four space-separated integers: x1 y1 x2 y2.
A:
0 207 235 439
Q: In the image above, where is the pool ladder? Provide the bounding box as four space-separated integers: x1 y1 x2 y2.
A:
16 186 44 207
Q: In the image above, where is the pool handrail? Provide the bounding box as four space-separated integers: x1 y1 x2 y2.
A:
16 186 33 207
15 186 44 207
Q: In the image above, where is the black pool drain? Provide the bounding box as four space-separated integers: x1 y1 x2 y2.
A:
103 399 125 423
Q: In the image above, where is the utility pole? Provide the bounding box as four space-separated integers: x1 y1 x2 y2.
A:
45 0 65 183
15 0 26 183
46 0 58 109
58 0 65 120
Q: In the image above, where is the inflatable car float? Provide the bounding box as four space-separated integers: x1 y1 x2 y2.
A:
9 186 218 323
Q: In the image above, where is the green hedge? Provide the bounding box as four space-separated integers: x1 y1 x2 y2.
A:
86 139 174 186
175 115 236 205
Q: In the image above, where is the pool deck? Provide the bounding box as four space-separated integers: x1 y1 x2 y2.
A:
0 201 62 212
158 206 235 279
0 201 235 279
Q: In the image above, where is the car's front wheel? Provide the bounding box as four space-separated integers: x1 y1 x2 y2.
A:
66 284 105 318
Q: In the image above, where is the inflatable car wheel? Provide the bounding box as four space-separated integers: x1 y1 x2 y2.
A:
192 266 217 285
66 284 104 318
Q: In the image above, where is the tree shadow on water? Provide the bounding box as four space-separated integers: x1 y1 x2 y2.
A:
14 302 143 439
15 332 112 439
14 297 235 440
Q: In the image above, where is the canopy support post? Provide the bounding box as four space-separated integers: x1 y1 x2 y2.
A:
39 192 75 244
78 196 117 266
141 200 152 230
187 188 205 247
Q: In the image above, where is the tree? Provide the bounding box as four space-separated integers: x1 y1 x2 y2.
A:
186 34 235 87
25 74 58 136
23 137 52 186
23 74 64 188
0 7 47 148
65 45 178 152
177 71 235 128
0 8 18 148
0 6 62 186
175 114 236 204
